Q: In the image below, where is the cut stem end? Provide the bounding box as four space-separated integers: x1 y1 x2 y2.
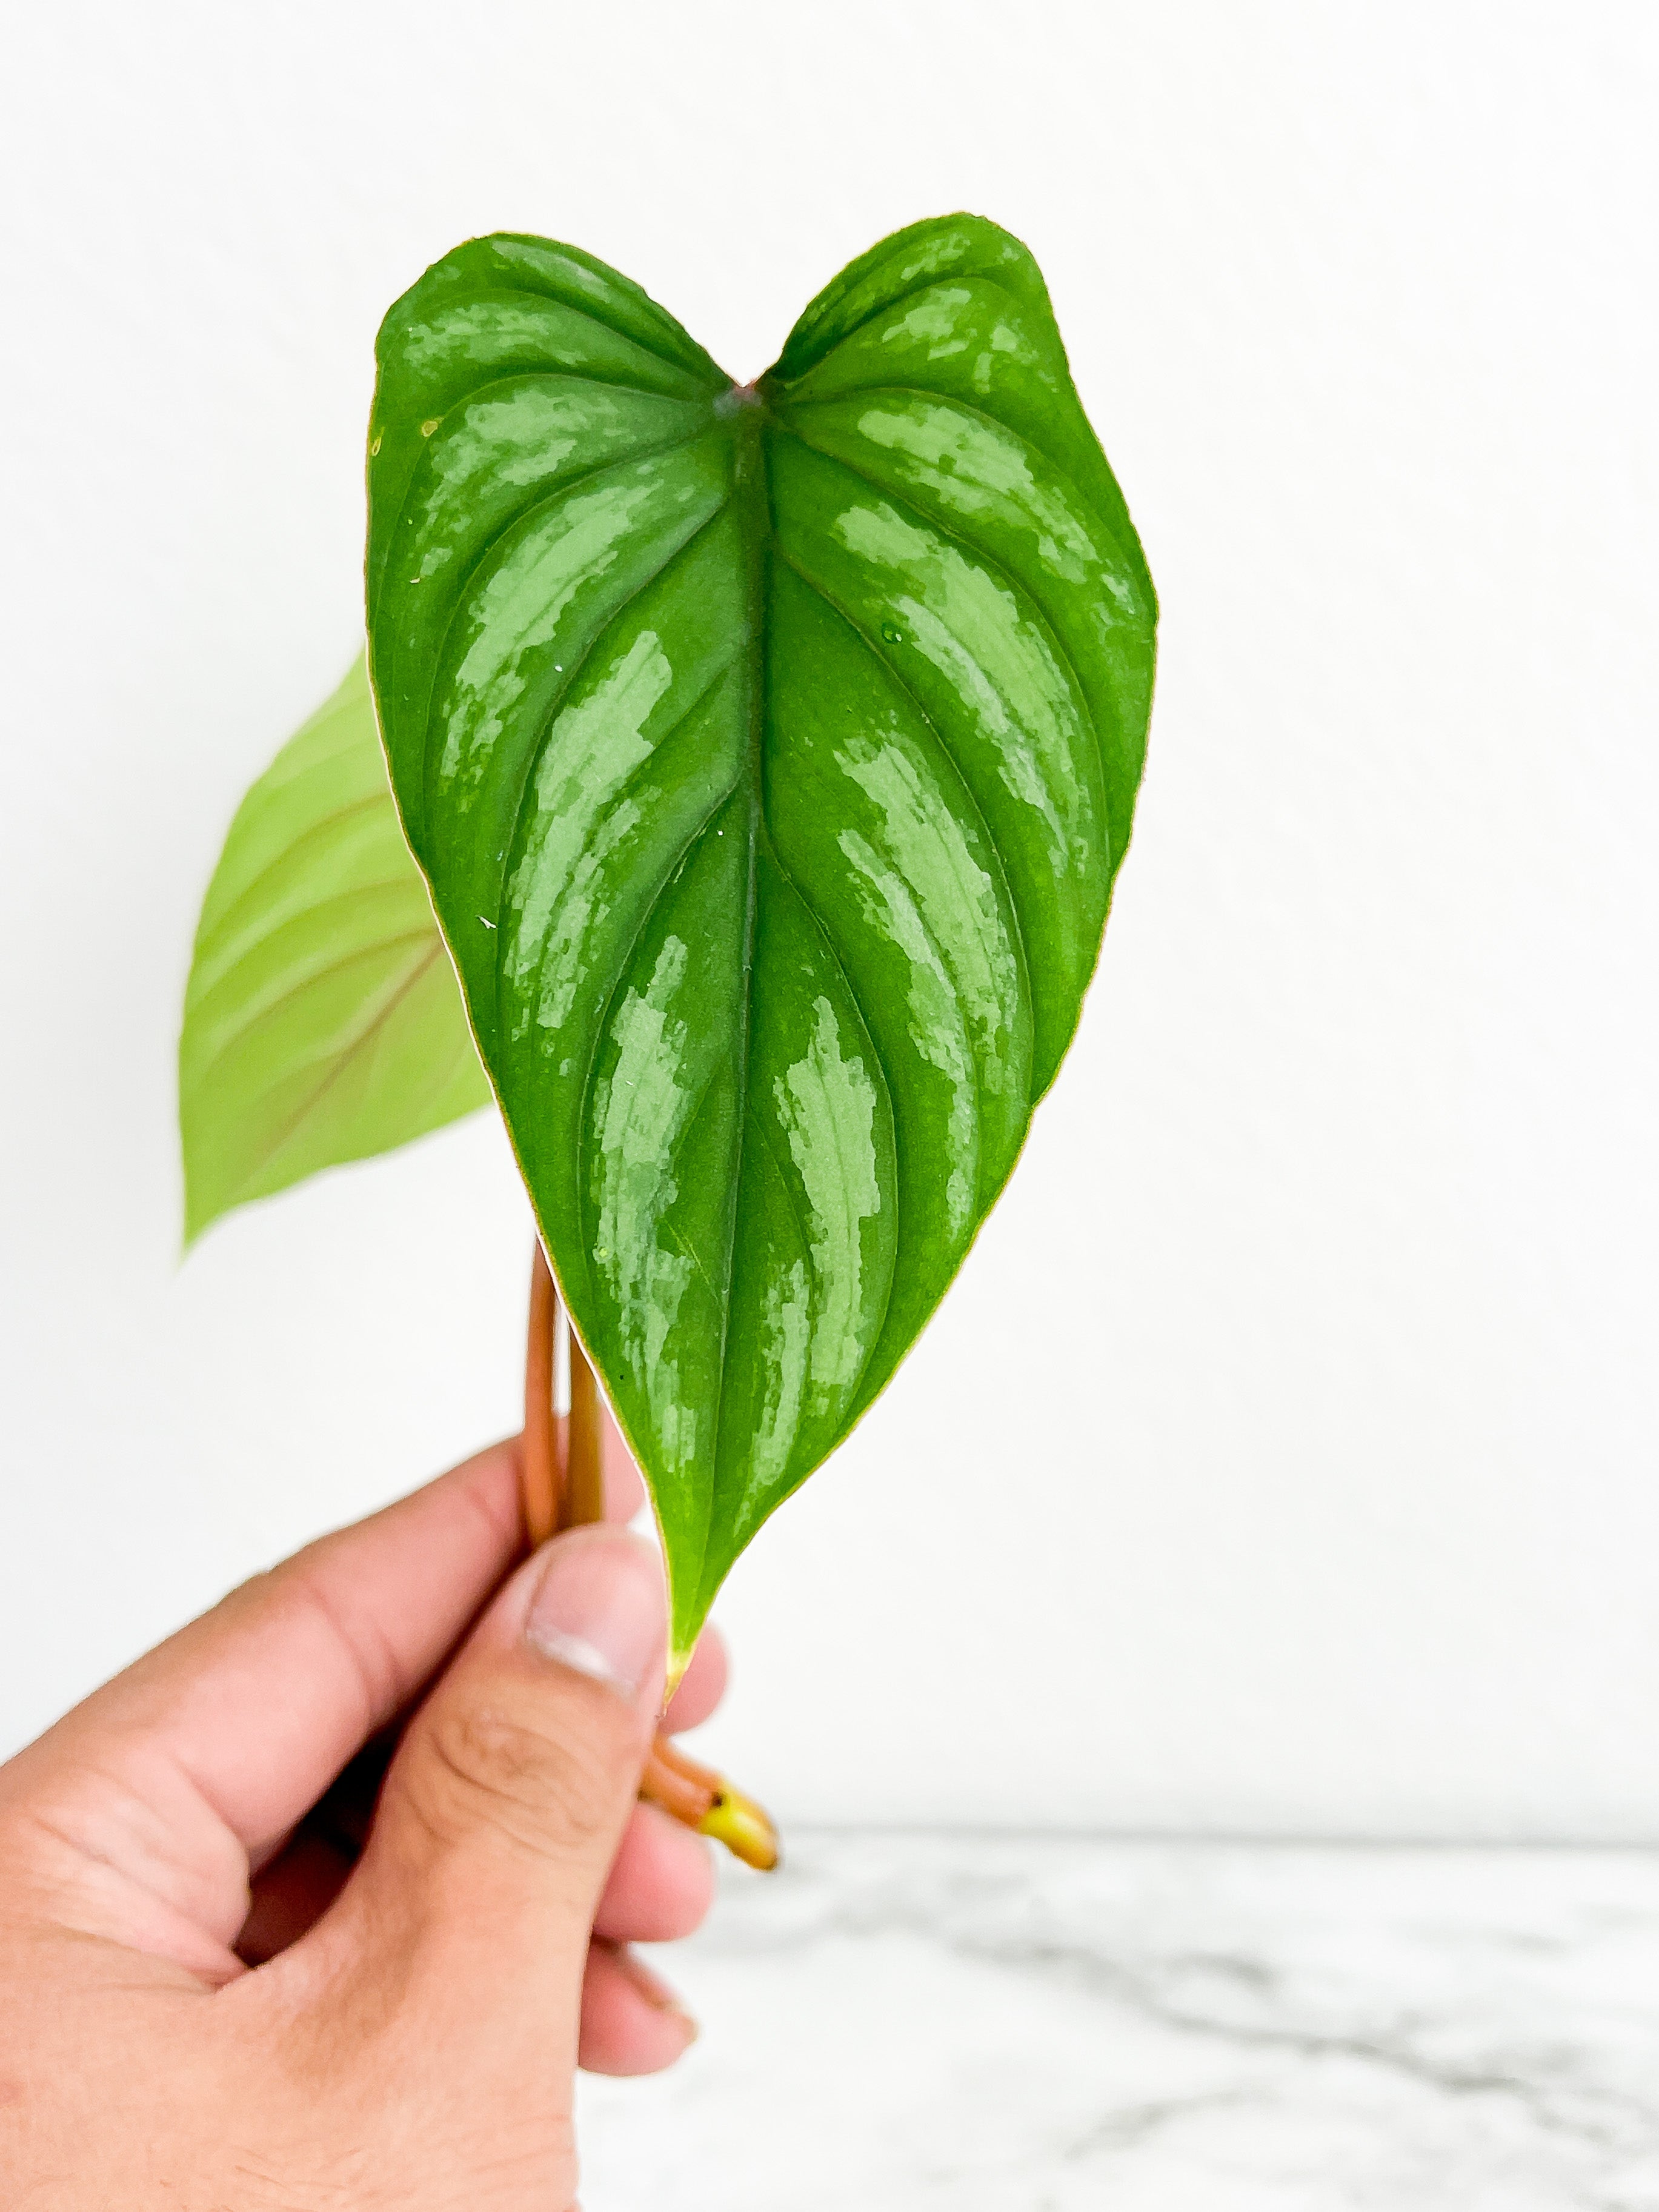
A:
698 1784 782 1872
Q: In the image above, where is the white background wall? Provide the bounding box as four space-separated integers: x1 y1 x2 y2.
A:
2 0 1655 1838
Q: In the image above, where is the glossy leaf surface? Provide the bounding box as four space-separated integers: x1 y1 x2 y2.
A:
367 216 1157 1664
180 657 490 1243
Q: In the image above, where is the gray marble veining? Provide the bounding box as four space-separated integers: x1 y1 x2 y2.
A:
577 1832 1659 2210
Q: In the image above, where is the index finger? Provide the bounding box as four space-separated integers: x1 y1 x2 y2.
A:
5 1438 525 1859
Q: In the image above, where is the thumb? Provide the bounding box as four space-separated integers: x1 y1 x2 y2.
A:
313 1523 666 2070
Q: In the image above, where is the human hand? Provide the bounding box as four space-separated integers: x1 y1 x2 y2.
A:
0 1433 724 2209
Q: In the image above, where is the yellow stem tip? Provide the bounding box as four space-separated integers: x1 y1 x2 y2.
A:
698 1784 782 1872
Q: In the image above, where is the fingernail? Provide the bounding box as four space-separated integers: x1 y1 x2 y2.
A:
525 1529 664 1702
616 1945 699 2041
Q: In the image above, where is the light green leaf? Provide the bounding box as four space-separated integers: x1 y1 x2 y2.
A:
367 216 1157 1669
179 656 491 1243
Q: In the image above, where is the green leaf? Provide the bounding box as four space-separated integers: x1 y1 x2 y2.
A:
179 656 491 1243
367 216 1157 1667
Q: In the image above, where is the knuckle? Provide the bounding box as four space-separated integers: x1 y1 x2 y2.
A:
409 1694 620 1862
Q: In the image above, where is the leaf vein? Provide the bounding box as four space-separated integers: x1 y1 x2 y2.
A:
788 379 1149 590
568 776 743 1299
482 262 725 387
185 925 438 1077
772 536 1035 1132
777 267 1044 394
756 832 902 1400
194 802 404 963
207 940 447 1206
374 404 712 639
773 416 1119 866
490 497 738 969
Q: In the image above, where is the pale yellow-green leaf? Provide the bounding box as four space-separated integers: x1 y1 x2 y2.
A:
179 656 490 1243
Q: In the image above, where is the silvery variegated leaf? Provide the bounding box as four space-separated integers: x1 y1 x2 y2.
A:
362 213 1156 1670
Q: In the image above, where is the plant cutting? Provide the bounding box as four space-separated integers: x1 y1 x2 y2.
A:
180 211 1157 1872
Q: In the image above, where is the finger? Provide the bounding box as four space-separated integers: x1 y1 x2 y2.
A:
592 1803 714 1945
236 1828 354 1965
601 1406 645 1524
2 1440 524 1865
245 1764 720 1965
579 1942 698 2076
662 1624 728 1735
301 1524 666 2069
242 1729 722 1966
234 1725 402 1959
277 1726 399 1867
242 1696 720 1966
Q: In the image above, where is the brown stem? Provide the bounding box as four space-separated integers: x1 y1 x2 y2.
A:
560 1313 607 1532
520 1240 780 1872
522 1242 559 1549
639 1741 716 1826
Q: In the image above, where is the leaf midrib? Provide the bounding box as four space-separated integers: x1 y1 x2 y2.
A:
430 384 1018 1566
394 358 1094 1585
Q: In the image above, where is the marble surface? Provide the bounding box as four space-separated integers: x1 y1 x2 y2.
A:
576 1832 1659 2210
